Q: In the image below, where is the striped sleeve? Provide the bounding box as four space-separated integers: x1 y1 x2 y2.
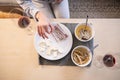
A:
16 0 40 19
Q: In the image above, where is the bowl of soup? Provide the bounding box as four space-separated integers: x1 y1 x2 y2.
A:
75 23 95 42
71 45 92 67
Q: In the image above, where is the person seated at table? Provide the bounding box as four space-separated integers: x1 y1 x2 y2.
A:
16 0 70 39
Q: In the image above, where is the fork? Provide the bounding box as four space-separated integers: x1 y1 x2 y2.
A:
51 24 68 42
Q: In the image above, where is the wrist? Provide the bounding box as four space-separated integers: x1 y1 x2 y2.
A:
35 11 42 21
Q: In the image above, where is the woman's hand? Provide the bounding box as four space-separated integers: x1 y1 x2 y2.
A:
36 12 54 39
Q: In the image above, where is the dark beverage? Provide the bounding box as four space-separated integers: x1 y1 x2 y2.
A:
18 16 30 28
103 54 116 67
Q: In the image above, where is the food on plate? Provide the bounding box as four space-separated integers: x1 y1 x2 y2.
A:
39 42 48 52
51 50 60 58
72 47 90 65
52 24 68 41
39 41 63 58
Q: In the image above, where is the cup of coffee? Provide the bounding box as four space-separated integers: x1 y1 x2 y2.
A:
71 45 92 67
75 23 95 42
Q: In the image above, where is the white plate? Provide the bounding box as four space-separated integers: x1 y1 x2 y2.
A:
34 23 73 60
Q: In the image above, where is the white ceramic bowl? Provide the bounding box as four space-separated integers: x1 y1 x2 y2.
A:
71 45 92 67
75 23 95 42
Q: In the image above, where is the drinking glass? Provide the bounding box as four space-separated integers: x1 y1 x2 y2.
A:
18 16 34 35
9 7 34 35
93 52 120 70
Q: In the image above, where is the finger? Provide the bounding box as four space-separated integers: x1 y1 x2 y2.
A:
41 33 45 39
42 27 48 39
49 24 54 33
41 26 48 39
37 26 42 36
43 33 48 39
41 26 45 39
44 25 50 34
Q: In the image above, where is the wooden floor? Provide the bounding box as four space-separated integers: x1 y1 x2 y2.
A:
0 6 23 18
0 6 21 12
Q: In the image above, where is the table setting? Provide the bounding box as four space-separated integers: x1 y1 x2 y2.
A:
32 16 95 67
16 15 120 69
1 18 120 80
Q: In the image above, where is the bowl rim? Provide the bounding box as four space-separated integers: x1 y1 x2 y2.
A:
74 23 95 42
71 45 92 67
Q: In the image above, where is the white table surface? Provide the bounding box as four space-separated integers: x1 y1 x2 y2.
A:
0 18 120 80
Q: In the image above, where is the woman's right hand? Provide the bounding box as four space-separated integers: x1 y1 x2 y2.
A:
36 12 54 39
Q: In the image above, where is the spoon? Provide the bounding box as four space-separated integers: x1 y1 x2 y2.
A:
85 15 89 30
81 15 90 40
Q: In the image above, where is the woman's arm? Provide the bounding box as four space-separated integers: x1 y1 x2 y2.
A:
16 0 40 19
16 0 54 39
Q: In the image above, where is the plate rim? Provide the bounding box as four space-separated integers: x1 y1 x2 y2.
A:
34 22 73 60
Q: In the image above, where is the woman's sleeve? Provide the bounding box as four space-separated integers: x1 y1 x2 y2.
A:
16 0 40 19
